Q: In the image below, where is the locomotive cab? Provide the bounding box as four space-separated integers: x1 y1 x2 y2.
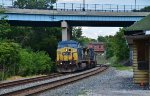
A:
56 40 79 72
56 40 97 73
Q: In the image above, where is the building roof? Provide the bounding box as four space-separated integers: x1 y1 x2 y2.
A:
125 14 150 35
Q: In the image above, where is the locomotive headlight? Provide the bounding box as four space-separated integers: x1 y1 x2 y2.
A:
60 62 62 65
70 62 72 64
65 48 68 52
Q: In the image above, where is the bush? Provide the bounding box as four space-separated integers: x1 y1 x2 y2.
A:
0 40 55 80
18 49 54 76
0 41 20 80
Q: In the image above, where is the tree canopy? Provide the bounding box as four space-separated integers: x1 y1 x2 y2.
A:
140 6 150 12
99 28 129 63
72 27 96 46
14 0 57 9
0 10 59 80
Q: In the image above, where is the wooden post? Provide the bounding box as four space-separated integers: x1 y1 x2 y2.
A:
149 38 150 86
133 44 137 83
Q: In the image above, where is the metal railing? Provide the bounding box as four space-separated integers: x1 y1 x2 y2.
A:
0 2 150 12
53 3 150 12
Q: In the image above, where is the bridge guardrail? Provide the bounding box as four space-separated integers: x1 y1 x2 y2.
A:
0 2 150 12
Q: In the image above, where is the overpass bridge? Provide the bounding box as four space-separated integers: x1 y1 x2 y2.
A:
0 6 150 40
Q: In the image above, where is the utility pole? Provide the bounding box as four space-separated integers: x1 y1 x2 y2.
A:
2 0 4 7
12 0 14 6
135 0 136 10
82 0 85 11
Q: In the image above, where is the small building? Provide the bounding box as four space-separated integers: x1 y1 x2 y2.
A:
125 14 150 85
88 42 105 54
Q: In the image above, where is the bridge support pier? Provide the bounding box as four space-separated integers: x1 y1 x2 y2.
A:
61 21 72 41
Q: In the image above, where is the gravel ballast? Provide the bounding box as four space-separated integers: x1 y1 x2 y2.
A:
36 67 150 96
0 67 101 95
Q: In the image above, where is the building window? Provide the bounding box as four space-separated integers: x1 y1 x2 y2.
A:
136 40 149 70
99 45 101 48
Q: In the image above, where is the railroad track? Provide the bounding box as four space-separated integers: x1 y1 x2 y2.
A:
0 66 108 96
0 73 63 89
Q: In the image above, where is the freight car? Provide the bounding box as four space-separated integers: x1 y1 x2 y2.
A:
56 40 97 72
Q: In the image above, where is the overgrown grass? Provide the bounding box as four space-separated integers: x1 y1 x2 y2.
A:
96 55 132 71
6 75 46 81
108 56 132 71
110 64 132 71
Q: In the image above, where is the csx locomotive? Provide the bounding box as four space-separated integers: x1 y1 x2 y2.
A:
56 40 97 72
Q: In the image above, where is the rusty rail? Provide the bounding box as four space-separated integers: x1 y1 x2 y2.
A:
1 66 108 96
0 73 63 89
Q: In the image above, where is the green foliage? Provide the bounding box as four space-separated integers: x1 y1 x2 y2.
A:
0 40 55 80
0 20 11 39
14 0 57 9
105 36 114 58
72 27 82 40
5 26 61 61
97 36 106 42
0 10 58 80
72 27 97 46
18 49 54 76
113 28 129 61
140 6 150 12
78 36 92 46
99 28 129 63
0 12 11 39
109 56 132 70
0 41 20 80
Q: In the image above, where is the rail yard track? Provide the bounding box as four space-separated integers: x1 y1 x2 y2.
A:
0 65 108 96
0 73 63 89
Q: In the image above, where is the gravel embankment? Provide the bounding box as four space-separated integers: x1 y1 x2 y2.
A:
0 67 100 95
36 67 150 96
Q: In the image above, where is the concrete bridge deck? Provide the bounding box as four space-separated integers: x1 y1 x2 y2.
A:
1 8 149 27
1 8 150 41
5 8 150 17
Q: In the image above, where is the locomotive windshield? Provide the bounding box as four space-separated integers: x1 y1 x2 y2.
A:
58 43 78 48
58 40 79 48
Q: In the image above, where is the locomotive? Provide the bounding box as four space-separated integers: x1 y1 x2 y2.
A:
56 40 97 72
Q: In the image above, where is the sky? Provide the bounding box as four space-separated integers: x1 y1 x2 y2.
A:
57 0 150 39
57 0 150 5
1 0 150 39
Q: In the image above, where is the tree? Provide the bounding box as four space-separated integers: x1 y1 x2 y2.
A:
140 6 150 12
105 36 115 59
72 27 82 40
26 27 61 61
98 28 129 62
0 9 12 39
5 26 61 61
113 28 129 61
0 8 59 80
13 0 27 8
0 41 20 80
72 27 97 46
14 0 57 9
97 36 106 42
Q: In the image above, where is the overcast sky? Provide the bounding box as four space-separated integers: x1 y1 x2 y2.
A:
57 0 150 39
58 0 150 5
1 0 150 39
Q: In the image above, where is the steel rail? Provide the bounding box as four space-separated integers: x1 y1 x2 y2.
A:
0 73 63 89
1 66 108 96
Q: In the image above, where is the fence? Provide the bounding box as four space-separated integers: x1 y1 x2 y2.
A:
0 1 150 12
53 3 149 12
